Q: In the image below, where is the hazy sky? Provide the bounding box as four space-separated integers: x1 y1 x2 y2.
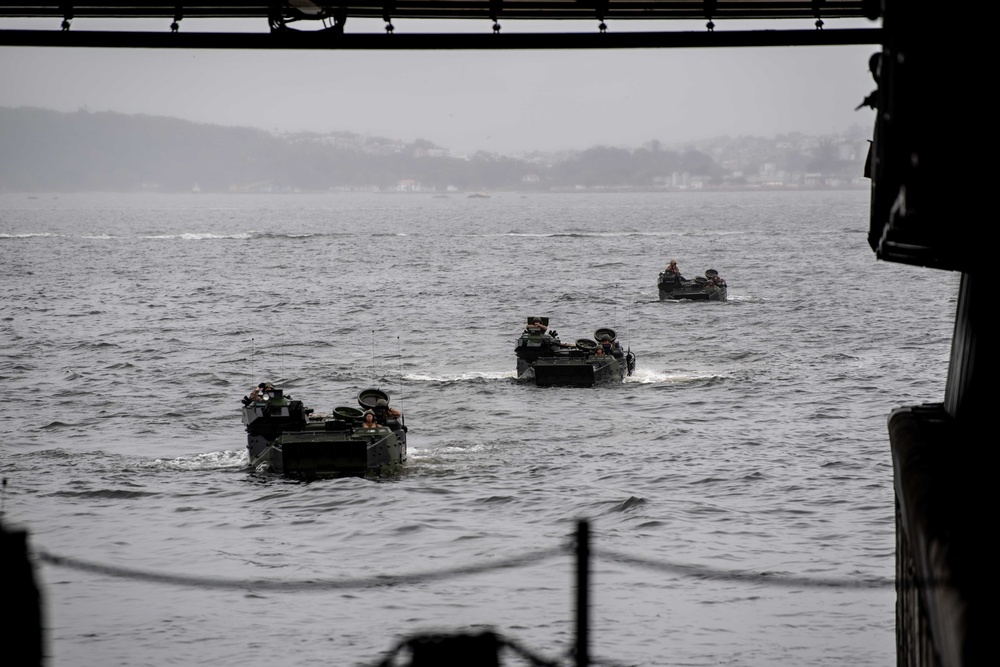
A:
0 16 880 153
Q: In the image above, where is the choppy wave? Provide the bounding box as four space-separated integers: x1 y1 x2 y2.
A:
626 368 724 384
142 232 255 240
501 231 624 238
405 370 517 383
0 232 61 239
148 450 248 471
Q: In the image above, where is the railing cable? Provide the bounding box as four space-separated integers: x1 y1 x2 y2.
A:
33 532 898 592
35 543 569 592
594 547 894 589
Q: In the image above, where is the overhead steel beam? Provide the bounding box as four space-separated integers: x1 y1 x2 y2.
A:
0 1 876 22
0 27 881 48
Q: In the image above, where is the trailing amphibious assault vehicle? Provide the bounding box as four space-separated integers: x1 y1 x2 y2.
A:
515 317 636 387
241 384 406 478
658 268 728 301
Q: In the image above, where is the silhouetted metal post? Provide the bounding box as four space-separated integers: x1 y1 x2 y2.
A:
2 520 44 666
575 518 590 667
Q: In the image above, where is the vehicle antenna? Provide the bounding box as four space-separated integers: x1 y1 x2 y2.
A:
627 298 631 348
398 335 403 408
372 329 376 388
251 337 255 384
614 283 619 329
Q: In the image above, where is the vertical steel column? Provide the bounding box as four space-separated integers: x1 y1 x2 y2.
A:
576 518 590 667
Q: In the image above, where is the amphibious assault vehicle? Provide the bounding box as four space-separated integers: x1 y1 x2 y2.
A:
658 269 728 301
515 318 636 387
241 384 406 478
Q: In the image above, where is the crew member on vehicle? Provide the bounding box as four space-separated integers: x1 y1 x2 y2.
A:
525 317 548 334
664 259 685 282
362 410 379 429
600 334 615 356
373 398 402 425
246 382 273 403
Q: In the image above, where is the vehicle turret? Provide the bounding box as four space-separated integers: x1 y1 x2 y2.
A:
241 384 311 460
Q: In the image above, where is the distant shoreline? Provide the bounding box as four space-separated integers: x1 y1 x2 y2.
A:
1 184 869 196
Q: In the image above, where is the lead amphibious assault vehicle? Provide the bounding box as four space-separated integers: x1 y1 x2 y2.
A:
515 317 636 387
241 384 406 478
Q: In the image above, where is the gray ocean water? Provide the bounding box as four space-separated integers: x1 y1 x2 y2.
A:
1 190 958 667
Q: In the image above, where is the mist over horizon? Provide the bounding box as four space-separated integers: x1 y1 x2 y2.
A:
1 103 872 158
